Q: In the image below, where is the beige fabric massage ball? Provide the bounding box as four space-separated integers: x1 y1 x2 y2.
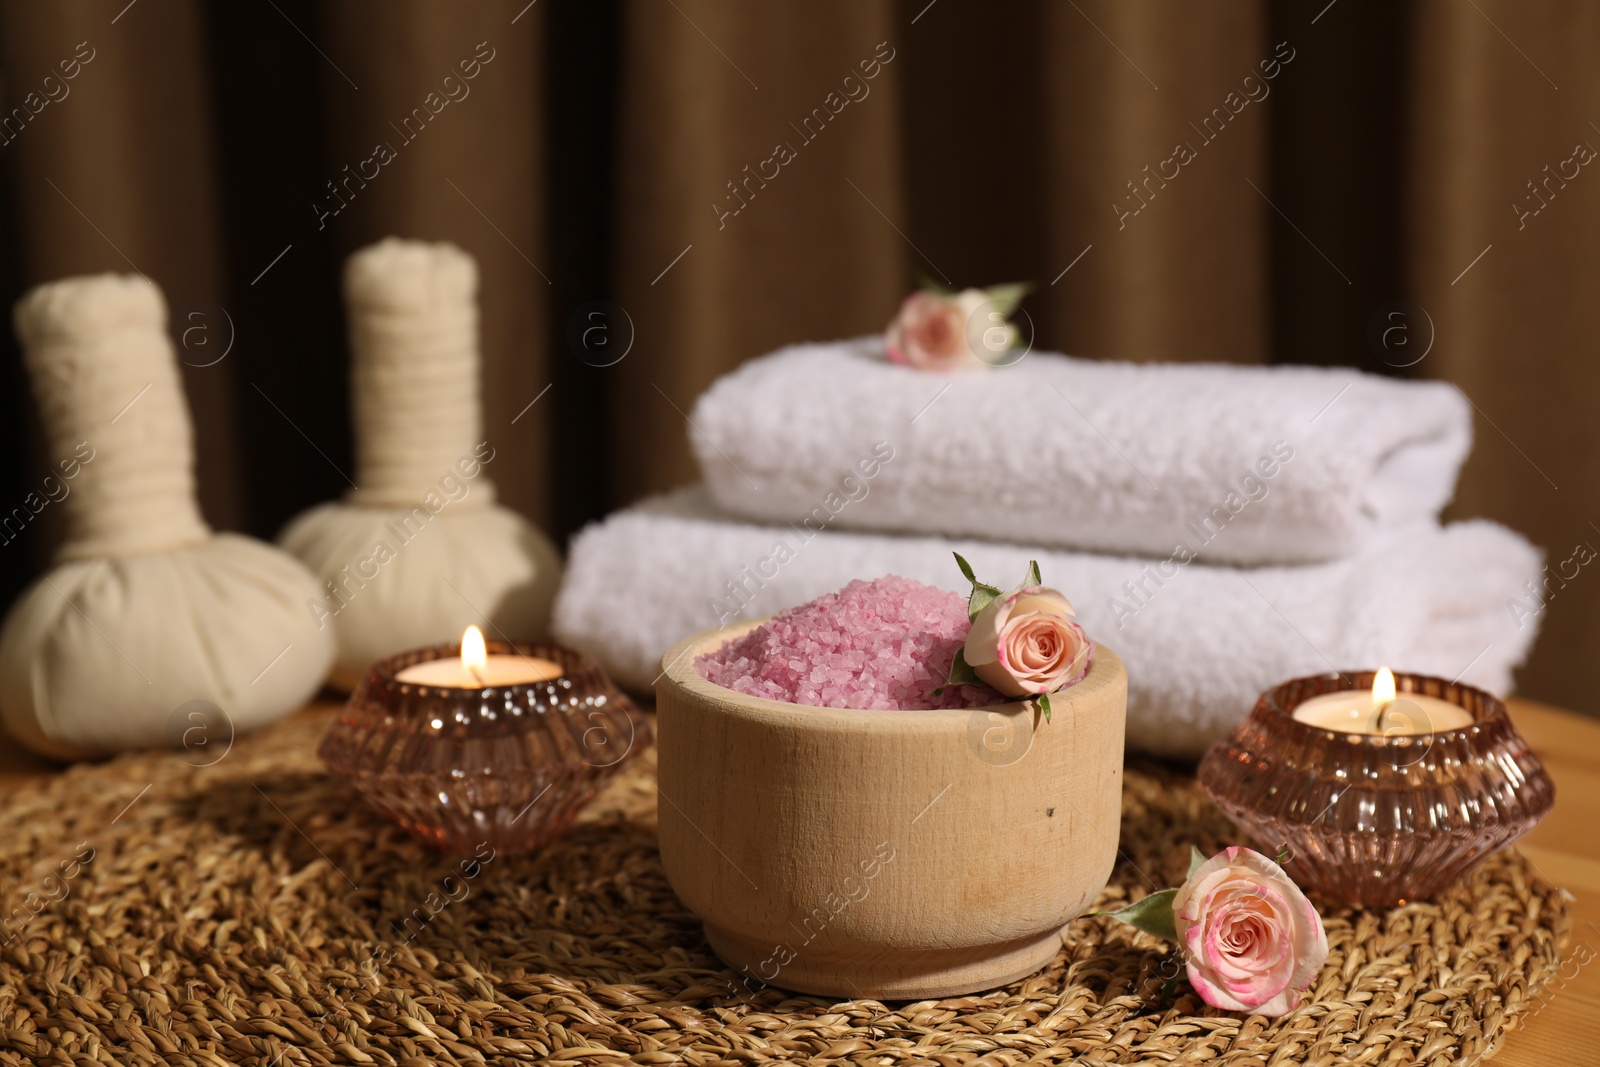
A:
0 275 336 759
278 238 562 691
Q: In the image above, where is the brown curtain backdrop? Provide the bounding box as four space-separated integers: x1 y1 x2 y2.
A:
1406 0 1600 712
0 0 241 534
612 1 906 499
317 1 549 526
1035 1 1271 363
0 0 1595 712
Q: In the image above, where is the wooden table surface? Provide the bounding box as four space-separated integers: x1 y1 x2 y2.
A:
0 696 1594 1065
1490 698 1600 1067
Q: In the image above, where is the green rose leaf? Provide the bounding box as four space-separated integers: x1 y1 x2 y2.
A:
983 281 1033 317
953 552 1002 621
1188 844 1208 878
1098 888 1178 943
1037 692 1052 724
934 649 983 696
954 552 979 585
943 648 983 690
913 267 957 297
1023 560 1042 588
967 583 1001 621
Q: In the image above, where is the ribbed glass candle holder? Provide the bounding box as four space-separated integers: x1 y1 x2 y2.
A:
1198 671 1554 908
319 640 649 853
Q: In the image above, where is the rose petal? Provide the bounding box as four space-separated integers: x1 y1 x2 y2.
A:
963 592 1013 669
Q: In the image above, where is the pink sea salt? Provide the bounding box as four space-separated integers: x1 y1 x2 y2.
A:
695 576 1003 711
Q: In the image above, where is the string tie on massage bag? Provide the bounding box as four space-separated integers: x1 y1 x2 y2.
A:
0 275 335 758
280 238 562 691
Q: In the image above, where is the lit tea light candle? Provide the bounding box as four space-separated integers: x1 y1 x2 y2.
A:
1291 667 1474 735
395 626 564 688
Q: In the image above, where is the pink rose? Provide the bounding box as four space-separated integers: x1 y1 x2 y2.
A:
1174 846 1328 1017
885 289 999 372
964 586 1092 698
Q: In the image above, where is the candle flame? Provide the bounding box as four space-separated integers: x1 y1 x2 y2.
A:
461 626 487 677
1372 666 1396 707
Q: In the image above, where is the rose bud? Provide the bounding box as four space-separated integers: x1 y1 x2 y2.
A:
1174 846 1329 1017
964 586 1092 698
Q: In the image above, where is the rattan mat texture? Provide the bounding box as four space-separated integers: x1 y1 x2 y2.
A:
0 706 1569 1067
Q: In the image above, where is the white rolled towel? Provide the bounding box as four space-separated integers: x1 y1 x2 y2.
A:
690 339 1474 565
552 488 1541 759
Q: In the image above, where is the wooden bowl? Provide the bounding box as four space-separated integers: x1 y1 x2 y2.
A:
655 621 1128 999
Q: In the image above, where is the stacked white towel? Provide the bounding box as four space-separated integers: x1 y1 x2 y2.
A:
552 489 1540 759
550 338 1543 758
690 339 1474 565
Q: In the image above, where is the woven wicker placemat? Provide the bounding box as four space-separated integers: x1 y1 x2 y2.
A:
0 706 1569 1067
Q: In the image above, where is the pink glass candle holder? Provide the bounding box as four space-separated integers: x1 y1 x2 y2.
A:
1198 670 1554 908
319 639 649 854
